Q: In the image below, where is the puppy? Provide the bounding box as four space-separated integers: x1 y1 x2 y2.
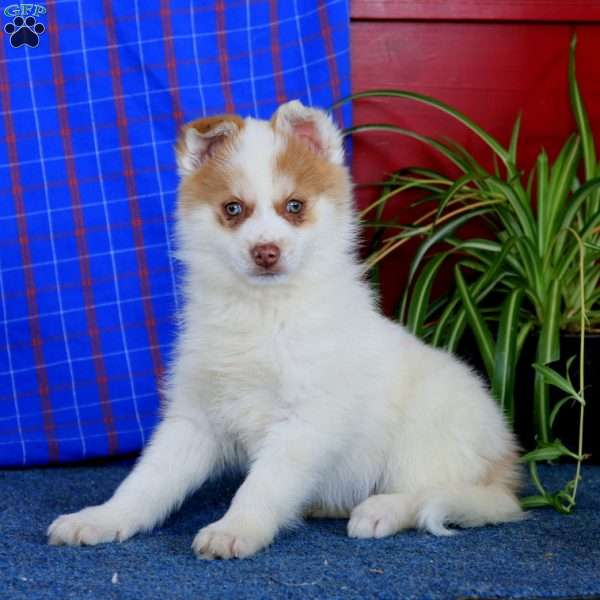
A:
48 100 522 559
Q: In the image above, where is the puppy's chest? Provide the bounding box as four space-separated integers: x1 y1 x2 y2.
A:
198 316 331 421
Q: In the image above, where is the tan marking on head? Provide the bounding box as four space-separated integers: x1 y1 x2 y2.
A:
275 134 351 218
178 154 254 229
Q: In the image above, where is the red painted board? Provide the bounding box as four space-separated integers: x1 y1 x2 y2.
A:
351 0 600 22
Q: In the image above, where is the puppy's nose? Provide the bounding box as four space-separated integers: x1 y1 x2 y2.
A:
251 243 280 269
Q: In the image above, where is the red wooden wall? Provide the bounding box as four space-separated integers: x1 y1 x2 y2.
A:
350 1 600 313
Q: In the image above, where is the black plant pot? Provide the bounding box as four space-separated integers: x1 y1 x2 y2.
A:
459 331 599 463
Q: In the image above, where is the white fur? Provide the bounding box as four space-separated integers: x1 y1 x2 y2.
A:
48 101 522 559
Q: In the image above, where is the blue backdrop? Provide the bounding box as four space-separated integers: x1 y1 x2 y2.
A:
0 0 351 466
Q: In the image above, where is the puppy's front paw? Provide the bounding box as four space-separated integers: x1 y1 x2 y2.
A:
47 505 138 546
192 516 273 560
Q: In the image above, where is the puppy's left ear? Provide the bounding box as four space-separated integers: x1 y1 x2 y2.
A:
272 100 344 165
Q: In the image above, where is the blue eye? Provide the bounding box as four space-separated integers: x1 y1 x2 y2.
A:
224 201 243 217
286 199 304 214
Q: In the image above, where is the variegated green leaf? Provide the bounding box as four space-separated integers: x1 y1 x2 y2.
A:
455 265 495 380
492 288 525 422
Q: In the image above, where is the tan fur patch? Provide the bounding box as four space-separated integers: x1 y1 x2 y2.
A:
179 160 254 229
483 449 522 493
275 135 350 216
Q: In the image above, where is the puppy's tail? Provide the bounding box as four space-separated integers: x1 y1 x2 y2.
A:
415 484 524 536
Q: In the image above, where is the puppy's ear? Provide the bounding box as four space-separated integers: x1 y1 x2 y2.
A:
272 100 344 165
176 115 244 176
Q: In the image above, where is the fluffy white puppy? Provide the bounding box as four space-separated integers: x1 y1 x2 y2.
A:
48 101 522 559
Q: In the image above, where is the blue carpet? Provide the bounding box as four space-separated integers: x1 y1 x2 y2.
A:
2 462 600 600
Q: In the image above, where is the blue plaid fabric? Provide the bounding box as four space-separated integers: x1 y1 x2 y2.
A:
0 0 351 466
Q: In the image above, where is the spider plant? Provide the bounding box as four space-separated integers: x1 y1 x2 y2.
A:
335 36 598 512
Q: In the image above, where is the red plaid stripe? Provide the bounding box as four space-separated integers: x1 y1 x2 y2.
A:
0 36 59 461
317 0 341 99
215 0 235 113
102 0 164 384
46 0 118 455
269 0 287 105
160 0 184 127
318 0 342 124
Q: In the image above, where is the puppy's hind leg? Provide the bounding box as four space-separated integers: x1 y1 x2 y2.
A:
348 483 523 540
348 493 418 539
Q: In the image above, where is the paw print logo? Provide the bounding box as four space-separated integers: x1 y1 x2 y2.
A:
4 15 45 48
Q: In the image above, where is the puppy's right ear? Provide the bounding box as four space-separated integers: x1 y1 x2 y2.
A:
175 115 244 177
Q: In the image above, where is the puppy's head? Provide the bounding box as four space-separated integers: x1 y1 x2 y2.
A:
175 101 353 287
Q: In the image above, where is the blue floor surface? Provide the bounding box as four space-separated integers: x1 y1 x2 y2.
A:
1 461 600 599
